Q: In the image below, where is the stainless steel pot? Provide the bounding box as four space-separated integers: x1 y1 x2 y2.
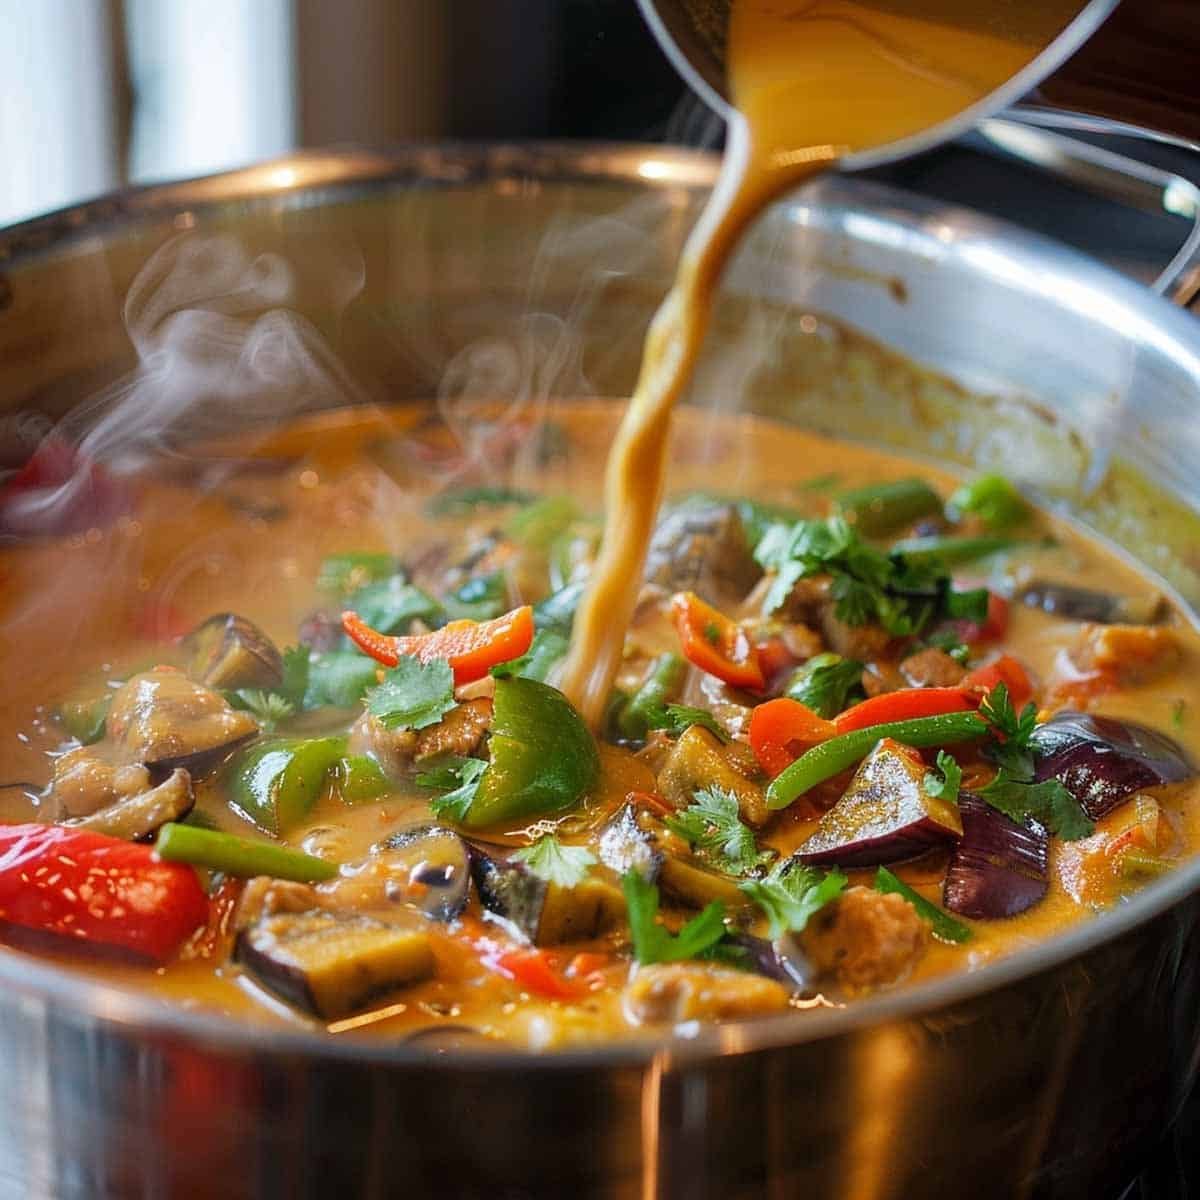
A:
1 143 1199 1199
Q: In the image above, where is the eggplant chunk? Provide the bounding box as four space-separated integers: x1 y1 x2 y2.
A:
471 849 625 946
184 612 284 690
1020 581 1163 626
236 910 434 1019
64 768 193 840
597 805 664 881
107 668 258 775
623 962 789 1025
329 824 472 921
657 726 767 827
644 504 761 609
800 886 928 993
794 738 963 867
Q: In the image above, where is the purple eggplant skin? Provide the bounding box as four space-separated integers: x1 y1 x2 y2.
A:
795 738 963 869
1019 582 1163 625
468 847 547 942
943 793 1049 919
1031 711 1193 821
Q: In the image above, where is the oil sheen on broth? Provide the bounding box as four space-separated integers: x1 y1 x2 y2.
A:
560 0 1081 722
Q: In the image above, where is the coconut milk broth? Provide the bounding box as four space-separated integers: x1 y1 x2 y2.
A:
2 400 1198 1046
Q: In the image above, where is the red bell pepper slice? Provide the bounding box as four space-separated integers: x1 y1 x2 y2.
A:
953 591 1010 644
486 947 585 1001
749 697 836 777
670 591 764 691
833 687 977 734
342 604 534 685
0 824 209 961
961 654 1033 708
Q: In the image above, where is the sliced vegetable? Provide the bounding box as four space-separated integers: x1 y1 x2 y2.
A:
1029 711 1193 820
657 724 767 827
833 687 975 735
767 711 988 811
793 738 964 867
504 495 579 550
739 859 846 939
489 628 569 684
947 473 1029 531
621 870 727 966
618 653 686 741
0 823 209 960
416 756 488 823
155 822 337 883
1119 849 1173 879
184 613 284 691
943 793 1048 919
890 535 1013 568
961 655 1033 708
236 910 434 1019
57 693 112 745
834 477 942 536
645 704 728 742
463 677 598 829
67 768 194 841
749 697 835 777
329 755 392 805
1019 581 1163 626
226 736 347 835
342 604 534 685
784 652 864 719
511 835 597 888
978 770 1093 841
485 946 583 1000
377 824 472 920
345 577 440 637
670 591 764 691
874 865 970 943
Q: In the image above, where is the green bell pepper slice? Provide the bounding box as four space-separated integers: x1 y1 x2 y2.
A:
464 677 598 829
331 754 393 804
227 736 347 834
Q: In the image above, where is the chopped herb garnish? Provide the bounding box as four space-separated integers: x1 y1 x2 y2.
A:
739 859 846 939
316 553 399 596
304 650 380 709
512 836 597 888
923 750 962 805
622 871 728 965
979 682 1038 779
664 787 774 876
416 755 488 822
425 485 534 517
366 657 457 731
347 577 440 636
874 867 971 943
978 769 1093 841
227 645 310 729
785 652 864 719
645 703 729 742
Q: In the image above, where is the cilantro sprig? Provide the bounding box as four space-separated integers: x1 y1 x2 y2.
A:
785 652 864 719
366 657 457 731
512 836 597 888
227 645 310 731
923 750 962 805
415 755 488 822
979 683 1038 778
645 704 729 742
738 859 846 939
664 787 775 876
622 871 728 965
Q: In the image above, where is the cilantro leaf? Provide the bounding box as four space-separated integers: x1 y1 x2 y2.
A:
304 650 380 709
415 755 488 822
622 871 728 965
664 787 774 876
978 769 1094 841
923 750 962 804
785 652 864 719
979 682 1038 779
874 866 971 944
644 703 729 742
316 553 399 596
512 836 597 888
348 577 440 636
366 657 457 731
279 645 310 708
229 689 295 729
738 859 846 939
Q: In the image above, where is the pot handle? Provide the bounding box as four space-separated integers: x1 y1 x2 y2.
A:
978 108 1200 312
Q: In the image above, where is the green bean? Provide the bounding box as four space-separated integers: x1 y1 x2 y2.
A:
155 822 338 883
890 535 1014 567
874 867 971 944
834 478 942 536
765 711 988 810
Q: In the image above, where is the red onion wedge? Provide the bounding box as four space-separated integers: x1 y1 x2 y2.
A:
1031 712 1193 821
795 738 963 868
943 793 1048 919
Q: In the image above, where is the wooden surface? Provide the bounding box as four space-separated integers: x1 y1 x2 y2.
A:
1039 1 1200 142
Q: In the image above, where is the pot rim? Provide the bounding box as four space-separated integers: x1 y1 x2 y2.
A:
1 141 1199 1072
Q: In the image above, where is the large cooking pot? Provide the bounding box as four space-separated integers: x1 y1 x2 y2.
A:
1 143 1199 1199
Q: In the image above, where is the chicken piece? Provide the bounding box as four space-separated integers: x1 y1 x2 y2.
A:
801 886 928 993
644 504 761 608
820 607 892 662
861 661 905 698
657 725 768 826
45 747 151 819
414 698 492 763
1069 623 1180 686
899 647 966 688
348 712 417 778
623 962 789 1025
106 667 257 770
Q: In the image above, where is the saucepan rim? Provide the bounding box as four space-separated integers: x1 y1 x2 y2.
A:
1 140 1198 1072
